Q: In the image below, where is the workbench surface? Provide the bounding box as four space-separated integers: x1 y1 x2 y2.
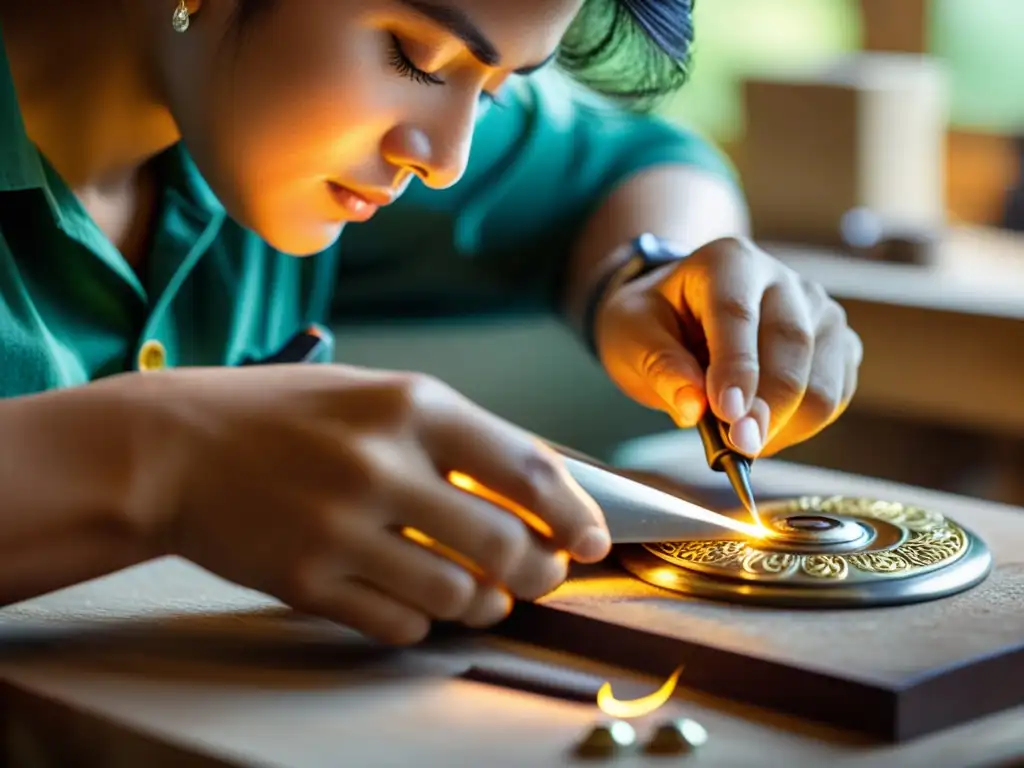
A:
1 437 1022 767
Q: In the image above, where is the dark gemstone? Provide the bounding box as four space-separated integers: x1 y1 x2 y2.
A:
782 515 839 531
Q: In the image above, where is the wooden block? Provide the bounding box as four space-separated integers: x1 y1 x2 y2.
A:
728 128 1022 228
946 130 1020 225
493 465 1024 743
742 54 949 245
860 0 931 54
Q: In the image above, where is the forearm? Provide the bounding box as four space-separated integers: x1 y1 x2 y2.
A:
0 383 159 604
562 164 750 337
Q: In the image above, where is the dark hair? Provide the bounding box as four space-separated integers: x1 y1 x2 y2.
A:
234 0 695 111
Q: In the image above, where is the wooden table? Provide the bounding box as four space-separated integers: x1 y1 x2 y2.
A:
1 440 1023 767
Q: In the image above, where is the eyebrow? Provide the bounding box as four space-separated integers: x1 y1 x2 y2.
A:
396 0 555 75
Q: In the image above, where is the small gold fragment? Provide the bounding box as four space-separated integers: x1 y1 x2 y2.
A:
644 718 708 755
575 720 637 759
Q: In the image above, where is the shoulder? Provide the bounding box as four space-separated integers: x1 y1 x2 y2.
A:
469 70 739 187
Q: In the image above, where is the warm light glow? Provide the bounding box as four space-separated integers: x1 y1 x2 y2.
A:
400 468 573 575
401 527 435 549
747 503 765 530
447 471 555 539
620 479 767 539
400 526 484 577
596 666 684 719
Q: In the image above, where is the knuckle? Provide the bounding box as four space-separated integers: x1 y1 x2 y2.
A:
819 297 848 330
467 588 514 628
766 318 815 353
767 367 808 403
503 447 564 519
801 276 831 306
391 372 450 422
479 518 531 582
404 370 444 399
422 568 476 621
639 348 679 381
803 381 843 421
715 295 759 325
378 614 432 647
542 554 571 595
336 445 387 501
720 352 759 377
511 552 570 602
520 448 564 496
705 236 757 265
846 327 864 364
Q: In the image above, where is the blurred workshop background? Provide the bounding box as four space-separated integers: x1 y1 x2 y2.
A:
334 0 1024 506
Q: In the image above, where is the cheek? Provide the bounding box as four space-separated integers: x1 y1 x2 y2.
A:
174 28 401 254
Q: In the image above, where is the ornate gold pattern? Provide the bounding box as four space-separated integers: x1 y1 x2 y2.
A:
643 496 968 584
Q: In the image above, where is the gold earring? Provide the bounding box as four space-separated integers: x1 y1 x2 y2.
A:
171 1 191 33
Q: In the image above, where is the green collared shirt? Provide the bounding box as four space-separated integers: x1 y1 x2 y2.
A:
0 35 735 398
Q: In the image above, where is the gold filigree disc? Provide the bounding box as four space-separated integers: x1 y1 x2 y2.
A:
642 496 966 585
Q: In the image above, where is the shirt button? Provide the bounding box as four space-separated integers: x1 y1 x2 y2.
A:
137 340 168 372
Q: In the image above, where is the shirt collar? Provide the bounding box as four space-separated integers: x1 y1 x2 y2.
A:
0 19 47 193
159 142 227 222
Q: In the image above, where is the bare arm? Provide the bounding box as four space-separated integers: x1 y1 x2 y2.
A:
0 381 158 605
562 164 750 337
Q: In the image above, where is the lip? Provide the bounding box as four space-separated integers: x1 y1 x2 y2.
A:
327 182 394 222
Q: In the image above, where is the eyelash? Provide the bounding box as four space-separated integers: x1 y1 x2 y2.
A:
387 34 444 86
387 34 505 107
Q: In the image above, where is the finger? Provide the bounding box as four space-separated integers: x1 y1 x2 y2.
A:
459 585 514 629
683 244 768 423
727 396 771 457
393 478 570 600
749 397 771 441
757 279 816 440
342 527 478 622
304 579 431 647
763 310 850 455
835 327 863 418
417 389 609 562
608 292 708 426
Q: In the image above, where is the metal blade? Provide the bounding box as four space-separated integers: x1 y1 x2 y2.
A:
555 450 756 544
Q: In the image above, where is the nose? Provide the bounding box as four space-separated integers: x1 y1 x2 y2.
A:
380 111 475 191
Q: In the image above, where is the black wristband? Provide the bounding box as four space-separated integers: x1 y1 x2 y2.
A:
581 233 688 359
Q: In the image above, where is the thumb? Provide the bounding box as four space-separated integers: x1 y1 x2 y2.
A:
626 318 708 428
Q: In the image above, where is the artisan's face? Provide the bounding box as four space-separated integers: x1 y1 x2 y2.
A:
153 0 582 255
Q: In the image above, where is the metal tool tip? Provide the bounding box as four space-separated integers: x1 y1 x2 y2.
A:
721 455 763 531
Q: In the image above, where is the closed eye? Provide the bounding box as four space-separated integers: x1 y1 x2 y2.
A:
388 34 508 107
388 34 444 86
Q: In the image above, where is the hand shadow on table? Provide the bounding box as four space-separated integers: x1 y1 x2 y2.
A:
0 606 481 690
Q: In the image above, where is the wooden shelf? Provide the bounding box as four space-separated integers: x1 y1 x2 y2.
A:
767 225 1024 320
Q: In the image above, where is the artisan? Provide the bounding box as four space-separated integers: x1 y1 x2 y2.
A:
0 0 862 644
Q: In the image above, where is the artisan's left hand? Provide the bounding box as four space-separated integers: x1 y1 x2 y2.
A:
595 237 863 458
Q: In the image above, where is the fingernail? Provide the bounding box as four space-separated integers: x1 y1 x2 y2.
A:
719 387 746 422
673 388 704 426
753 398 772 442
730 417 763 456
572 527 611 562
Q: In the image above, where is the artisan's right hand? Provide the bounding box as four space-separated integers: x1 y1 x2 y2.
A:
117 364 611 645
